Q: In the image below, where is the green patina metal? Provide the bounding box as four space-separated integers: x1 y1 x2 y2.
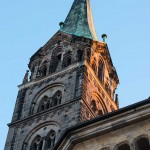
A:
60 0 98 41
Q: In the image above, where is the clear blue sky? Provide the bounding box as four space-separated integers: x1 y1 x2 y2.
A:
1 0 150 149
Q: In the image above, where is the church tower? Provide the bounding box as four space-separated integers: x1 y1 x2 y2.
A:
5 0 119 150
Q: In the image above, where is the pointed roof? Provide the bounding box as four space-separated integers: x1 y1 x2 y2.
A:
60 0 98 41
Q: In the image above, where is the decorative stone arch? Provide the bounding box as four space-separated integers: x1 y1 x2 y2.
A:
89 92 108 116
51 46 63 59
131 134 150 150
113 141 131 150
105 82 111 96
30 135 43 150
44 130 56 149
92 92 108 114
51 90 62 107
90 100 97 114
62 51 72 68
30 83 65 115
39 60 49 77
30 59 44 80
22 121 60 150
37 95 49 112
50 46 63 73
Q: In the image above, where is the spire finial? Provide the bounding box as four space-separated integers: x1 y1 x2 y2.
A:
102 34 107 42
59 22 64 29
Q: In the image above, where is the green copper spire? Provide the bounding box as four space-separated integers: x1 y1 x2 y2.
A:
60 0 98 41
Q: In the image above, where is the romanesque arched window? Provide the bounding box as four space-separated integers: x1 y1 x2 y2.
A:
40 61 48 77
135 137 150 150
98 60 104 84
51 91 62 107
30 135 43 150
105 83 111 96
41 66 47 77
91 100 97 113
50 49 62 73
38 96 50 112
90 100 103 116
92 61 97 75
22 123 60 150
117 143 130 150
62 51 72 68
45 130 56 149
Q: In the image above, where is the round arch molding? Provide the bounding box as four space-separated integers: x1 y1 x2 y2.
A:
131 134 150 150
22 121 60 150
32 83 66 103
113 141 131 150
30 83 66 114
91 92 108 114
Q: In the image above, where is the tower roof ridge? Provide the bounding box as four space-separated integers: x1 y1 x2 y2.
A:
60 0 98 41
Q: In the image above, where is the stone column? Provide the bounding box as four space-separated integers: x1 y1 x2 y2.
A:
42 137 46 150
30 102 36 115
60 50 65 68
50 135 55 148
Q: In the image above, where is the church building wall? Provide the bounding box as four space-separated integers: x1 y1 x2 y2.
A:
73 119 150 150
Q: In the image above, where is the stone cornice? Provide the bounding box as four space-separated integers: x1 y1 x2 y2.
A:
8 97 82 128
18 61 84 90
54 98 150 150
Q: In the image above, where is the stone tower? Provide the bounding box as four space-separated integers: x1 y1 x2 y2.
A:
5 0 119 150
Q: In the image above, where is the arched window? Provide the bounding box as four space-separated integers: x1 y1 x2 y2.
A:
117 143 130 150
38 96 50 112
41 65 47 77
30 135 43 150
135 137 150 150
91 100 97 113
98 60 104 84
90 100 103 116
77 49 83 61
92 61 97 74
105 84 111 96
45 130 56 149
51 91 62 107
62 51 72 68
40 61 48 77
50 50 62 73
